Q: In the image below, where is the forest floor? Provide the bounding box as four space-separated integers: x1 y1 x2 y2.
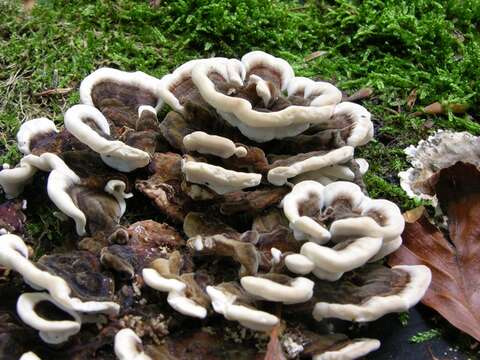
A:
1 0 479 358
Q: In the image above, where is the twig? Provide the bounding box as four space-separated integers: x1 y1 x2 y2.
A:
305 51 327 62
33 87 74 97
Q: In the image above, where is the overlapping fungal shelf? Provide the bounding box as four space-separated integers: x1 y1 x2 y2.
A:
0 51 431 359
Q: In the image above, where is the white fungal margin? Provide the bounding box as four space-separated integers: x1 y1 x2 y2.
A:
80 67 164 111
64 105 150 172
240 276 314 304
0 153 87 235
287 77 342 107
206 286 279 332
282 180 329 243
191 57 336 142
312 265 432 322
183 131 247 158
182 159 261 194
268 146 354 186
282 180 405 279
0 234 120 316
142 268 207 319
300 236 383 274
114 328 152 360
333 102 374 147
158 59 206 113
17 292 82 344
17 118 58 155
19 352 42 360
313 338 381 360
105 179 133 216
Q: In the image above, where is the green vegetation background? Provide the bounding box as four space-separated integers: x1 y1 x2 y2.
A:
0 0 479 233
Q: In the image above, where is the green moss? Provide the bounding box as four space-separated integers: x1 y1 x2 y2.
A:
1 0 479 209
409 329 442 344
398 312 410 327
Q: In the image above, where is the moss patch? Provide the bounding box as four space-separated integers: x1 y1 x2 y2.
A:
1 0 479 204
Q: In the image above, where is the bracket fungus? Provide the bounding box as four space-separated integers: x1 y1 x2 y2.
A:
160 51 349 142
282 180 404 280
99 219 184 277
187 232 260 276
183 131 248 159
312 264 431 322
0 234 119 316
267 146 355 186
19 352 42 360
0 117 132 236
0 51 431 360
182 158 262 194
114 328 152 360
312 338 381 360
207 283 279 331
16 292 82 344
80 67 163 131
142 252 208 319
64 104 150 172
241 274 314 304
16 117 59 155
399 130 480 201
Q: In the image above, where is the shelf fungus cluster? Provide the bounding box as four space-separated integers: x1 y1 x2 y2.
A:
0 51 431 359
399 130 480 202
282 180 406 281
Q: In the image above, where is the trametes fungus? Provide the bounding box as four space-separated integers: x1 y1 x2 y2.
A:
0 150 88 235
114 328 152 360
0 116 132 236
291 158 369 185
240 274 314 304
399 130 480 201
207 283 279 331
283 180 404 280
0 234 119 315
267 146 355 186
187 232 260 276
160 52 342 142
181 158 262 194
312 265 431 322
312 338 381 360
183 131 247 158
16 292 82 344
0 50 431 359
64 105 150 172
16 117 58 155
79 67 164 126
19 352 42 360
142 252 208 319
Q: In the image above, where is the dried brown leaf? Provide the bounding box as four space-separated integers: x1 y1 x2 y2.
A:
422 102 444 115
389 162 480 342
33 87 73 97
406 88 417 111
403 206 425 223
413 102 469 116
343 87 373 102
304 51 327 62
449 103 469 113
23 0 35 12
